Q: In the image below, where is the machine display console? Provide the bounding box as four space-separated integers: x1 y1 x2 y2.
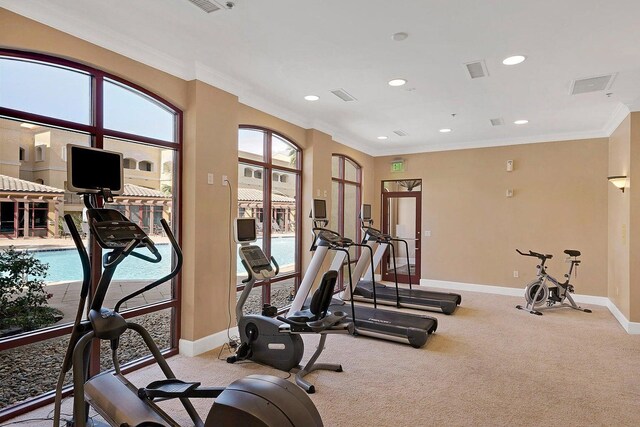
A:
239 245 275 279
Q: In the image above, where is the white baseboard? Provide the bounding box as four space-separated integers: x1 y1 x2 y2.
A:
420 279 640 334
606 301 640 334
179 326 239 357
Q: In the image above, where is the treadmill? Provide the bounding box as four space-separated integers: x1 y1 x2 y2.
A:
347 204 462 315
287 199 437 348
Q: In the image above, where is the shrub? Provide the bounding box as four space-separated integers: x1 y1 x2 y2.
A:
0 246 61 332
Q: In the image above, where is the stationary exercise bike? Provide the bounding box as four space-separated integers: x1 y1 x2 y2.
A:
515 249 592 316
53 145 323 427
227 217 352 393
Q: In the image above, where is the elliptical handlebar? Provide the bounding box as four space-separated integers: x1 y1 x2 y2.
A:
114 219 183 312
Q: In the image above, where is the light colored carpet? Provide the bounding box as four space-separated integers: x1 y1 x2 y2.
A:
8 289 640 426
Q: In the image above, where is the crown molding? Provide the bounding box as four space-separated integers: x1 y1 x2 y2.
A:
602 102 631 136
372 129 609 157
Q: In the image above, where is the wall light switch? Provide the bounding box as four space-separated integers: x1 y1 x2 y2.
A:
222 175 228 186
207 173 214 185
316 189 321 197
506 189 514 198
513 270 519 278
424 230 431 237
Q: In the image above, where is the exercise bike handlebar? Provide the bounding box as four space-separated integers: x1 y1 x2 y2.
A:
516 249 553 261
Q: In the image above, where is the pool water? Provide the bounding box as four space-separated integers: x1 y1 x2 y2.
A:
30 237 295 282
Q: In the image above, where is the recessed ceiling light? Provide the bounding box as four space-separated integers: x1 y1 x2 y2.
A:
391 32 409 42
377 136 388 140
502 55 526 65
439 128 452 133
514 119 529 125
388 79 407 87
20 123 39 129
304 95 319 101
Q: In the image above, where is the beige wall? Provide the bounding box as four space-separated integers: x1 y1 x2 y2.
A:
608 112 640 322
608 116 631 317
375 138 609 297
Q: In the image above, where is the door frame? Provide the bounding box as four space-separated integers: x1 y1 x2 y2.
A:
381 184 421 284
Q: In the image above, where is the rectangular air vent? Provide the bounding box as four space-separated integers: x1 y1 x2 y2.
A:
570 74 615 95
464 60 489 79
490 118 504 126
331 89 357 102
393 130 408 137
186 0 222 13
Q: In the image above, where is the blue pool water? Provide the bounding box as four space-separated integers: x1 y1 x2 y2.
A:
29 237 295 282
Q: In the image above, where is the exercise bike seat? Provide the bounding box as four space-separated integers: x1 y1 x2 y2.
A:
564 249 581 257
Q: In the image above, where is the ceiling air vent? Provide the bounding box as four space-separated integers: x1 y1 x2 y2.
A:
570 74 615 95
490 118 504 126
331 89 357 102
464 60 489 79
186 0 224 13
393 130 408 137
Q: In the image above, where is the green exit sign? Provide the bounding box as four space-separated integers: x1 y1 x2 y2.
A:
391 160 405 172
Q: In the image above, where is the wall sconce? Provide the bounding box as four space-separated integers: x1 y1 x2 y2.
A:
608 175 627 193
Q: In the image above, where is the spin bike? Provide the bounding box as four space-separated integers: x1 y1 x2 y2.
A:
515 249 592 316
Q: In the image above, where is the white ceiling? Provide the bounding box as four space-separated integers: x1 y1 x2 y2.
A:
2 0 640 156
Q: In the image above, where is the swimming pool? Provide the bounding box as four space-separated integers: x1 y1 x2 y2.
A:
29 237 296 282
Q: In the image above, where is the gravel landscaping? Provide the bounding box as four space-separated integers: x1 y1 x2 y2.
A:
0 310 171 411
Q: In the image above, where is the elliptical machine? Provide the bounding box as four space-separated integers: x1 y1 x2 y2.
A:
227 217 351 393
53 145 323 426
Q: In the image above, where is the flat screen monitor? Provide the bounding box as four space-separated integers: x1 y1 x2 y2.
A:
361 204 372 220
235 218 257 243
67 145 123 194
312 199 327 220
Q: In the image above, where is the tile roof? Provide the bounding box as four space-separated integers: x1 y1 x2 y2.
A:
238 188 295 203
0 174 64 194
121 183 170 198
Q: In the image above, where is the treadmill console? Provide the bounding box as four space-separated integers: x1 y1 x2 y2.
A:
363 227 391 243
316 229 353 248
239 245 275 280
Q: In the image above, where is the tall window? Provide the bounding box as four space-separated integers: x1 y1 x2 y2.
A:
0 50 181 419
238 127 301 313
331 154 362 290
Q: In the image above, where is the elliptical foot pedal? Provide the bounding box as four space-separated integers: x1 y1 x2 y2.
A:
138 378 200 400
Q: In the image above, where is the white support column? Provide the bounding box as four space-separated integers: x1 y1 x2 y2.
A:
288 245 330 315
23 202 30 238
344 240 376 299
363 242 389 280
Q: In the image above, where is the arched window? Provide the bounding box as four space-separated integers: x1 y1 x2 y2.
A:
0 49 182 412
331 154 362 291
238 127 301 312
243 167 252 178
123 158 137 169
138 160 153 172
35 145 45 162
